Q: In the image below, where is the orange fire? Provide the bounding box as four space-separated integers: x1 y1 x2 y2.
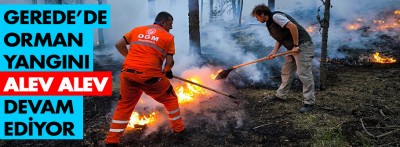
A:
345 10 400 32
175 77 210 103
306 25 317 33
127 98 157 128
127 70 219 128
371 10 400 30
372 52 397 64
346 23 362 30
374 21 399 30
127 112 156 128
373 20 385 24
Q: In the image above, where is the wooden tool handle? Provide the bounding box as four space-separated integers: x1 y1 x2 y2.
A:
173 76 237 99
232 50 296 69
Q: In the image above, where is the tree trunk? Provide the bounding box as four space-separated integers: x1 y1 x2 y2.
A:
188 0 201 56
320 0 330 90
97 0 105 47
232 0 237 22
238 0 243 26
148 0 156 19
268 0 275 11
209 0 214 23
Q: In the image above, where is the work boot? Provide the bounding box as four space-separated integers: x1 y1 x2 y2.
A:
173 129 190 144
265 95 287 102
299 104 314 113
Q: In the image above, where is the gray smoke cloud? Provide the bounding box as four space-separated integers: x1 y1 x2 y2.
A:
201 24 264 81
101 0 399 136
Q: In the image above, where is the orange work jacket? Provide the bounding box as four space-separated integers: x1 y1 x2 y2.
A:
123 24 175 77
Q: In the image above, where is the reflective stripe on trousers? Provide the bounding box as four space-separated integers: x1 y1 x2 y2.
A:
106 118 133 143
108 120 129 132
166 106 184 133
169 108 181 121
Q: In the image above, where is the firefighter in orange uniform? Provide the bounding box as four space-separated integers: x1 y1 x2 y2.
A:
105 12 185 146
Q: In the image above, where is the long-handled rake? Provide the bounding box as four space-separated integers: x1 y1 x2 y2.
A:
214 50 297 80
173 76 238 100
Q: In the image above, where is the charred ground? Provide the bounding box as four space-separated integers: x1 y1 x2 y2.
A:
2 53 399 147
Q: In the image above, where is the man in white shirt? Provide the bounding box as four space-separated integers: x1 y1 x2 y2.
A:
251 4 316 113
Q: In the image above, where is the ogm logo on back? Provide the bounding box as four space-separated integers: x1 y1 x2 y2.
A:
146 29 156 35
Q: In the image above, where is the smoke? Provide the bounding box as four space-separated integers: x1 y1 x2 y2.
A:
245 0 400 59
201 24 264 82
326 0 399 56
101 0 399 137
331 0 399 20
294 0 400 58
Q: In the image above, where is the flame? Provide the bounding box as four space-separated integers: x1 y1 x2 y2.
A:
127 112 156 128
345 11 400 32
372 18 399 31
346 23 362 30
127 72 217 128
175 77 210 103
375 22 399 30
372 52 397 64
306 26 315 33
373 20 385 24
211 69 223 79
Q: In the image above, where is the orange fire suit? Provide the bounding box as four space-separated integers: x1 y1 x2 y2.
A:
105 24 184 144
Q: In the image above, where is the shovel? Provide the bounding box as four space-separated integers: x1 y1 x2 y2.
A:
214 50 297 80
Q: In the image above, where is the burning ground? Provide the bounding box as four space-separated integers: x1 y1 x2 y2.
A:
4 38 400 147
93 6 400 146
87 43 400 147
2 62 398 147
86 5 400 147
2 1 400 147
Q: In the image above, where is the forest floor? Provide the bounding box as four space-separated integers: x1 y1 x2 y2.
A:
2 60 399 147
2 24 400 147
107 62 400 147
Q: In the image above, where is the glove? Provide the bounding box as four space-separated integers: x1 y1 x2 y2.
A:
165 70 173 79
